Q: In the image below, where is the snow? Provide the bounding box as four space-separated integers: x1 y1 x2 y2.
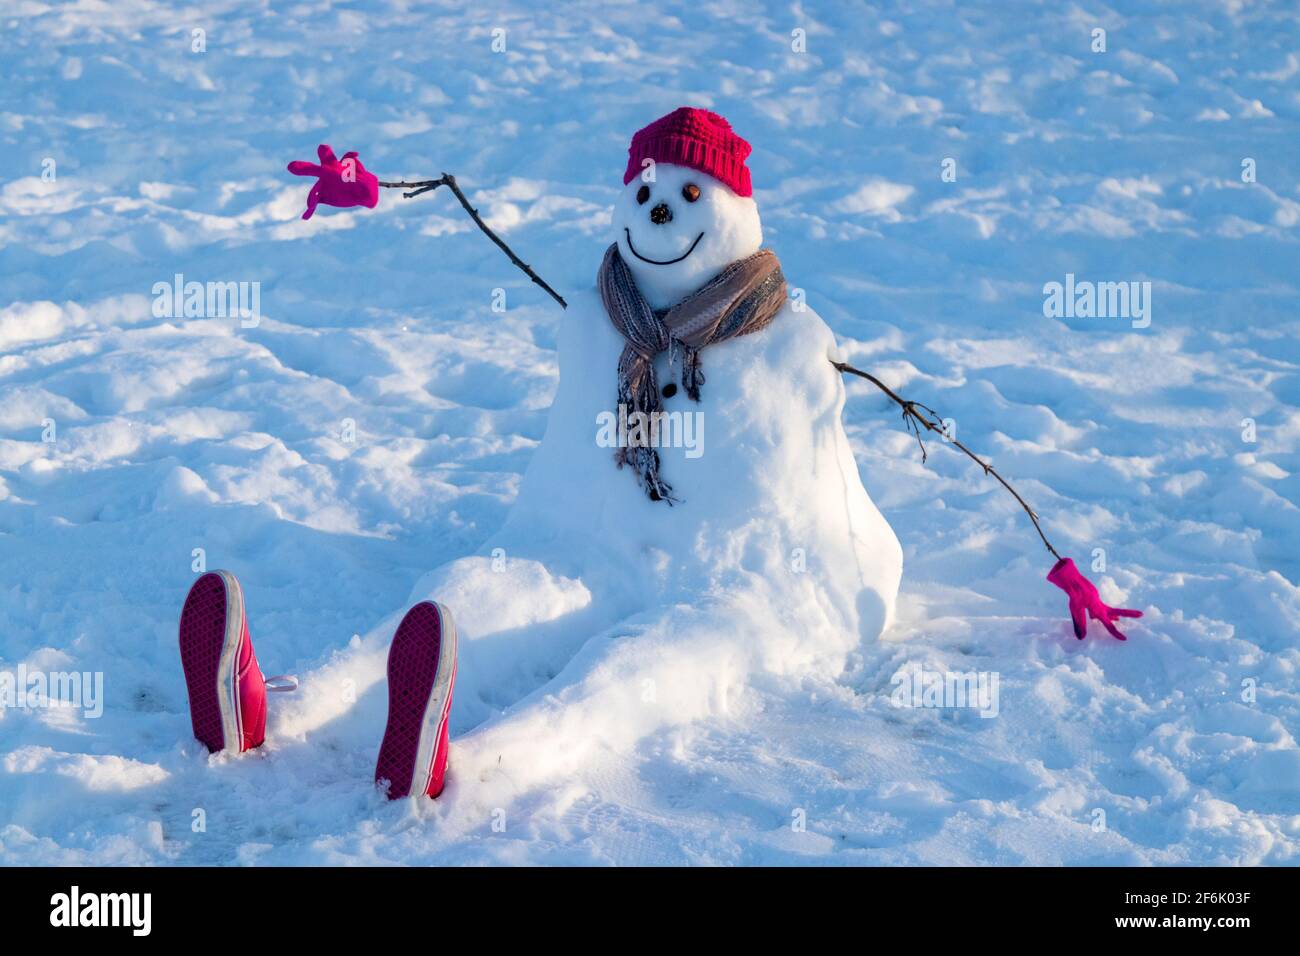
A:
2 0 1299 866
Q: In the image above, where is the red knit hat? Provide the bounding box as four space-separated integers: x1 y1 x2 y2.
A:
623 107 753 198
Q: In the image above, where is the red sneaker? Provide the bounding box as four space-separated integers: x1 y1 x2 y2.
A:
375 601 458 799
178 571 268 754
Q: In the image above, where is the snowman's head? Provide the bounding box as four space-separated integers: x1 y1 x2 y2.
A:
613 165 762 310
614 107 762 310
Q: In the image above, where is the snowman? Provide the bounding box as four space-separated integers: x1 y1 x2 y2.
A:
177 108 1134 801
404 108 902 794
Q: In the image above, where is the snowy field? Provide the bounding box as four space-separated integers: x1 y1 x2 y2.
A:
2 0 1299 866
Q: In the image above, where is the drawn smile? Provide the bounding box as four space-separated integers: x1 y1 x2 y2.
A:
624 228 705 265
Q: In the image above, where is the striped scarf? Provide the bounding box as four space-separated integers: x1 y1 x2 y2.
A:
597 244 787 502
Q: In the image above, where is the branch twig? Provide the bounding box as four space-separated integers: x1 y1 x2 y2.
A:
377 175 568 309
832 360 1061 561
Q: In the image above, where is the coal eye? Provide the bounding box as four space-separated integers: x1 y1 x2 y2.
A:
636 185 651 205
682 183 701 203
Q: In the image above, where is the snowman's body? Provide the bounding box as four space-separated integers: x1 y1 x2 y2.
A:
406 153 901 794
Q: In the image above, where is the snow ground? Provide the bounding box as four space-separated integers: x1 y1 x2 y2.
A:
2 0 1299 865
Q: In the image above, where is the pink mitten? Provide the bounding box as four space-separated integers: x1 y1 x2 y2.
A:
287 144 379 219
1046 557 1143 641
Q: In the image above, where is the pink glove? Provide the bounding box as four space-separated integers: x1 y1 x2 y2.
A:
1046 557 1143 641
286 144 379 220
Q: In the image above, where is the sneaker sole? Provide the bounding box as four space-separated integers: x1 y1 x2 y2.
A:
375 602 457 798
179 571 244 753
